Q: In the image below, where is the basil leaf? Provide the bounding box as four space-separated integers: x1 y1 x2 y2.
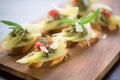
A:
1 20 22 29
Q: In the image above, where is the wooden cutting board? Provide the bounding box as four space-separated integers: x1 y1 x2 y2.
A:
0 0 120 80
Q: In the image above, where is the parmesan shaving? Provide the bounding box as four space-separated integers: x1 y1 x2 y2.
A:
75 22 84 32
50 39 58 49
40 46 48 53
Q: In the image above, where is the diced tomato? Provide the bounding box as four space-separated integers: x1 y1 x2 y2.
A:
34 42 43 50
105 10 111 18
72 0 78 3
101 8 111 18
35 41 50 50
48 9 59 17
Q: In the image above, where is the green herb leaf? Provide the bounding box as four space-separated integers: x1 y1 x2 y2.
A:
1 20 22 29
61 19 76 23
78 9 100 24
61 9 100 24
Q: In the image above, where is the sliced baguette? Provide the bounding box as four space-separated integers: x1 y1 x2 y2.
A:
76 29 100 47
66 29 101 48
7 36 40 56
91 22 119 31
29 52 68 68
67 23 101 48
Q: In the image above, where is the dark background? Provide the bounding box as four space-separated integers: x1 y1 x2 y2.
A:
0 0 120 80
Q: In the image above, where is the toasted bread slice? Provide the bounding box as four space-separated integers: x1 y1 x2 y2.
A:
76 29 100 47
7 36 40 56
66 29 100 48
59 22 101 48
29 52 68 68
91 22 119 31
17 49 68 68
17 36 68 68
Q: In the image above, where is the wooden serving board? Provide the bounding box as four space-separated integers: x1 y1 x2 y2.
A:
0 0 120 80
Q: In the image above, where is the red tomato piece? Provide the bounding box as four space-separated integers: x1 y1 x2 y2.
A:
34 42 43 50
101 8 111 18
48 9 59 17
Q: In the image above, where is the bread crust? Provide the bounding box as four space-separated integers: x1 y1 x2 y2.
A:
66 29 101 48
8 36 40 56
29 50 68 68
76 29 100 47
91 22 119 31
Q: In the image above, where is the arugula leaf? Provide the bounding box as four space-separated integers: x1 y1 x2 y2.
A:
1 20 22 29
61 9 100 24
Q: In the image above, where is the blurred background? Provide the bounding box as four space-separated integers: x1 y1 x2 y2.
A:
0 0 120 80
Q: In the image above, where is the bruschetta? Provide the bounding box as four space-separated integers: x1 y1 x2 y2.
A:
91 4 120 31
1 20 40 56
53 9 100 47
17 36 68 68
55 22 100 47
39 5 79 36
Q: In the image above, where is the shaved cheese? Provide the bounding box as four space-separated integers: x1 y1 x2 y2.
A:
40 46 48 53
50 39 58 49
75 22 84 32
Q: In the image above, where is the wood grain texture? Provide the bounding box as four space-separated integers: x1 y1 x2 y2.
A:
0 0 120 80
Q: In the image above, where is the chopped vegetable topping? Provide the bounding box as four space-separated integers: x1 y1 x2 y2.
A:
101 8 112 18
34 36 57 57
48 9 59 17
62 24 88 38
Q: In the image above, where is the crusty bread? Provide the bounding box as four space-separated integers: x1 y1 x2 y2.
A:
8 36 40 56
29 50 68 68
91 22 118 31
108 25 119 31
66 29 101 48
76 30 100 47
